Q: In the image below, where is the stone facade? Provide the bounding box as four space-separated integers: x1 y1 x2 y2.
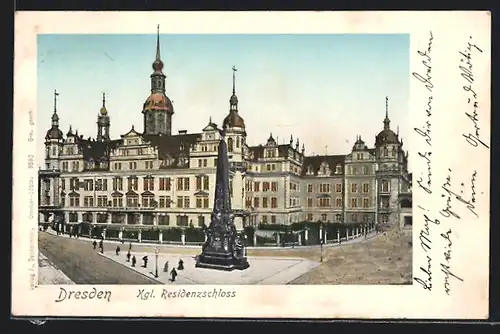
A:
38 31 412 236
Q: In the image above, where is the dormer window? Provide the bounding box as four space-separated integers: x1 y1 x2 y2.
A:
335 164 342 174
307 165 314 175
319 162 330 176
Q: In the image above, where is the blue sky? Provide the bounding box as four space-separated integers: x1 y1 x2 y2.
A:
37 33 409 166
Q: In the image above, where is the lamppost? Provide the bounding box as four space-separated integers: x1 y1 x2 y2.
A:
244 234 248 257
320 239 324 263
154 247 159 278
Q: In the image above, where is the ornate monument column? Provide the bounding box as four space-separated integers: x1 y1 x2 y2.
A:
195 131 250 271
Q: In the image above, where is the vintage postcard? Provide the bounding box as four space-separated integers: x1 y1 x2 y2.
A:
12 11 491 319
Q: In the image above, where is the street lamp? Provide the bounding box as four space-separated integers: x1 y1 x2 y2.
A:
320 239 324 262
244 234 248 257
154 247 159 278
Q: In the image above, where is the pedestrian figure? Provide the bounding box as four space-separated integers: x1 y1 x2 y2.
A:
131 255 136 267
170 268 177 282
93 240 97 249
126 250 131 262
99 240 103 249
116 245 121 256
177 259 184 270
142 255 148 268
163 261 169 273
129 242 132 251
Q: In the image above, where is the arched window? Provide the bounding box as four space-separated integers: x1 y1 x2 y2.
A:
52 146 57 156
383 147 389 157
392 147 397 157
228 137 234 152
236 137 240 148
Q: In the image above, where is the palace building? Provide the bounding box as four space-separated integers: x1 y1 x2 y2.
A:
38 28 412 239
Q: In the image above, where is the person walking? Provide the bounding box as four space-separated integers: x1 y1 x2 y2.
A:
126 250 131 262
170 268 178 282
131 255 137 267
93 240 97 250
116 245 121 256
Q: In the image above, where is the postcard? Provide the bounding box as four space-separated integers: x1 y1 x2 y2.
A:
12 11 491 319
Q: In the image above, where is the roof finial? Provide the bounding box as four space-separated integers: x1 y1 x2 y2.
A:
156 24 161 60
397 125 399 136
209 116 212 123
232 66 237 94
384 96 390 130
53 89 59 112
102 92 106 107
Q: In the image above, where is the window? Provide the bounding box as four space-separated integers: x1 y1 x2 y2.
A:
262 197 268 208
263 182 270 192
392 147 397 157
253 197 260 208
114 162 122 170
351 183 358 193
145 161 154 169
351 198 358 208
159 177 171 191
363 166 369 174
84 196 93 207
318 198 330 207
363 183 369 193
321 214 328 222
142 196 154 208
129 161 137 170
198 216 206 227
159 196 171 208
271 182 278 192
352 214 357 222
351 167 357 175
271 197 278 208
128 177 138 191
266 164 271 171
177 177 190 191
254 182 260 192
177 196 183 208
307 198 313 207
383 147 389 157
236 137 240 148
363 198 370 208
271 215 276 224
336 197 342 207
184 197 190 208
196 176 202 190
198 159 202 168
318 184 330 193
61 179 66 190
382 214 389 223
335 214 342 221
381 180 390 192
202 176 209 190
203 197 209 208
336 184 342 192
143 177 154 191
113 177 123 191
262 215 268 224
126 196 138 207
214 158 217 167
307 184 313 193
203 159 207 167
307 213 313 221
228 137 233 152
159 215 169 225
97 196 108 207
335 164 342 174
112 197 123 207
69 197 80 207
62 162 68 171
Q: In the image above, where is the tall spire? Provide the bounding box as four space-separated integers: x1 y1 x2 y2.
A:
151 24 164 74
51 89 60 126
102 92 106 107
383 96 390 130
156 24 161 61
229 66 238 109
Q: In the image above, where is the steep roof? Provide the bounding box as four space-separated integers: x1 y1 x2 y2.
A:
301 155 345 176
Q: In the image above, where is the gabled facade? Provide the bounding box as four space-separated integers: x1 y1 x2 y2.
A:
38 29 412 239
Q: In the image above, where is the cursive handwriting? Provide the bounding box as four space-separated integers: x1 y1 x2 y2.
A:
459 37 488 150
440 229 464 296
414 255 433 291
440 169 479 219
413 31 434 150
416 151 432 194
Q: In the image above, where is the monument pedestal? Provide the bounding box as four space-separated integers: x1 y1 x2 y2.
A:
196 251 249 271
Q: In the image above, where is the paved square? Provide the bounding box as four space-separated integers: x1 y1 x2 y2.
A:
102 251 320 285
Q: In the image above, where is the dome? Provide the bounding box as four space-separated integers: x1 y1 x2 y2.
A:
143 92 173 112
45 127 63 140
223 111 245 129
375 129 399 146
99 106 108 115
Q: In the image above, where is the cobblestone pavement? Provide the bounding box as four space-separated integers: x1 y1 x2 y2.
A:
39 232 158 284
38 252 75 285
291 228 413 284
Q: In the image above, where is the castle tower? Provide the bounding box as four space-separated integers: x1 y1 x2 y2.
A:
222 66 247 230
142 25 174 135
44 89 64 170
374 96 402 226
97 92 110 141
